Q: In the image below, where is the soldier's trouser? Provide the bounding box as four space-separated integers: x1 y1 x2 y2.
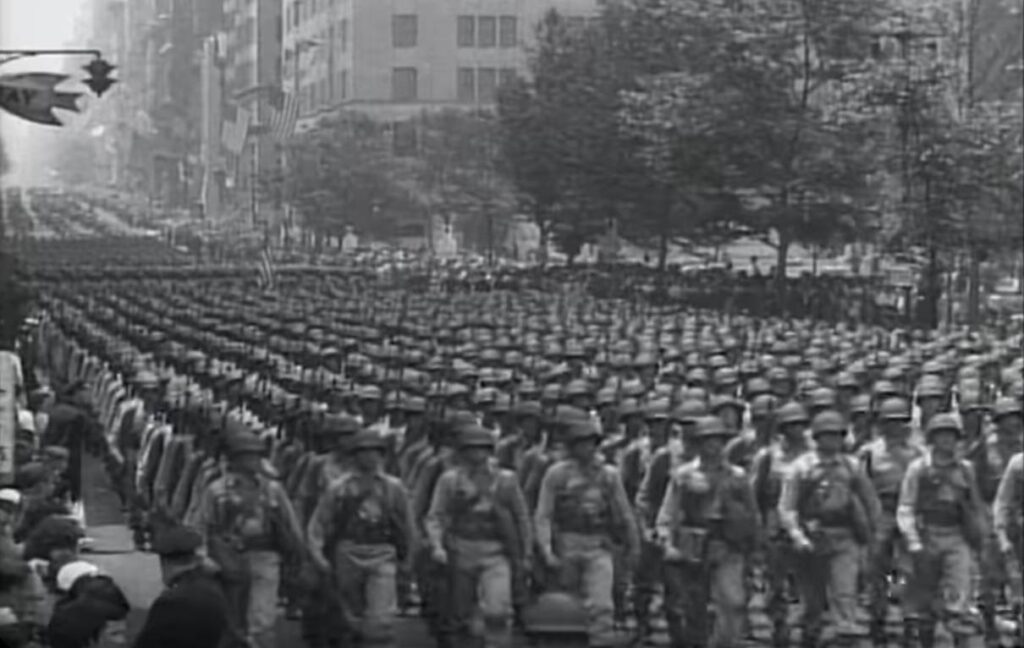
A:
663 544 746 648
633 539 662 627
764 534 795 641
335 545 398 647
977 525 1006 642
556 536 616 647
451 540 514 648
905 526 976 639
793 528 863 641
246 550 281 648
870 515 908 628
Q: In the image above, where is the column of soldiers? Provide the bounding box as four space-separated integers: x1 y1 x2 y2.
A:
24 271 1024 648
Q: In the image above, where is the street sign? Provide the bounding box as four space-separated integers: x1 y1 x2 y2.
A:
0 72 81 126
887 266 915 287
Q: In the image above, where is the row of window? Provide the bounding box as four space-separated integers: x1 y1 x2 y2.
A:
294 65 519 109
457 15 518 48
457 67 517 103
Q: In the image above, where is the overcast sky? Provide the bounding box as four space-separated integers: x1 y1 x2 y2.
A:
1 0 92 184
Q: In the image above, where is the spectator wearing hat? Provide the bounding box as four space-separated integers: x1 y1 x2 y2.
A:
47 568 130 648
14 463 71 544
132 525 230 648
0 557 38 648
0 489 24 560
307 429 416 647
191 431 304 648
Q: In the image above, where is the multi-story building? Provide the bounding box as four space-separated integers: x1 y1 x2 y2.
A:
222 0 282 225
283 0 600 127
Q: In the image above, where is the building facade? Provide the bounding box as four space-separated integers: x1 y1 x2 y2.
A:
283 0 600 127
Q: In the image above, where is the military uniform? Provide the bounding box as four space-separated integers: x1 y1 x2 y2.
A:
425 425 532 648
192 432 304 648
657 415 759 648
307 430 415 647
897 414 987 648
859 397 924 646
750 401 811 647
534 421 639 647
779 410 880 646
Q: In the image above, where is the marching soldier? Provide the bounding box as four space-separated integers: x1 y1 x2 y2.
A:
306 429 416 647
779 409 880 646
750 401 812 647
535 420 640 648
897 413 987 648
657 415 759 648
859 397 924 647
973 397 1023 646
192 429 305 648
425 425 533 648
993 451 1023 645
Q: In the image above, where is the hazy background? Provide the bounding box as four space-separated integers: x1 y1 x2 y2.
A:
0 0 93 185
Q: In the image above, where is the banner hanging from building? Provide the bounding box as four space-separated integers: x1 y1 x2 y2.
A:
0 73 81 126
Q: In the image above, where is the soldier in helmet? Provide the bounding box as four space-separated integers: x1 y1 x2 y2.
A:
657 415 759 648
192 431 305 648
534 420 639 648
750 401 812 647
779 409 880 646
993 449 1023 645
971 397 1023 646
858 397 924 647
897 414 987 648
424 424 532 648
306 429 416 647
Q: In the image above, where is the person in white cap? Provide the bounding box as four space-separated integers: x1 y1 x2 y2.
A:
0 490 23 559
54 561 99 595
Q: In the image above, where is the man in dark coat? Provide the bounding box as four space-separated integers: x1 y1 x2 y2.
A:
133 525 231 648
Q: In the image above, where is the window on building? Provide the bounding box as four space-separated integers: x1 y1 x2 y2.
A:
340 19 348 51
457 67 476 102
499 16 517 47
320 78 329 106
338 70 347 99
310 82 318 108
566 16 585 32
457 15 475 47
393 121 418 156
499 67 517 88
477 67 497 102
328 71 335 102
392 67 418 101
393 14 418 48
478 16 497 47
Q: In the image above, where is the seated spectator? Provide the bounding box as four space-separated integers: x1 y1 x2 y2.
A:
48 565 130 648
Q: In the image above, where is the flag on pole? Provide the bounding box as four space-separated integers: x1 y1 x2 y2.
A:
268 89 298 142
257 247 277 291
221 104 251 155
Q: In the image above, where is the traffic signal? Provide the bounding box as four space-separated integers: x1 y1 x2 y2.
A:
83 57 117 97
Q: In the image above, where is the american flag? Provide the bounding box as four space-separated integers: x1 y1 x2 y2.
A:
257 247 277 291
221 104 251 155
268 89 298 142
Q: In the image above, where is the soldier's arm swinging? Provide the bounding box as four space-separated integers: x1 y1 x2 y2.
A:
533 466 558 563
306 489 334 571
504 473 534 563
896 460 924 551
655 472 682 552
778 464 809 548
424 472 454 557
993 454 1023 554
607 466 641 562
